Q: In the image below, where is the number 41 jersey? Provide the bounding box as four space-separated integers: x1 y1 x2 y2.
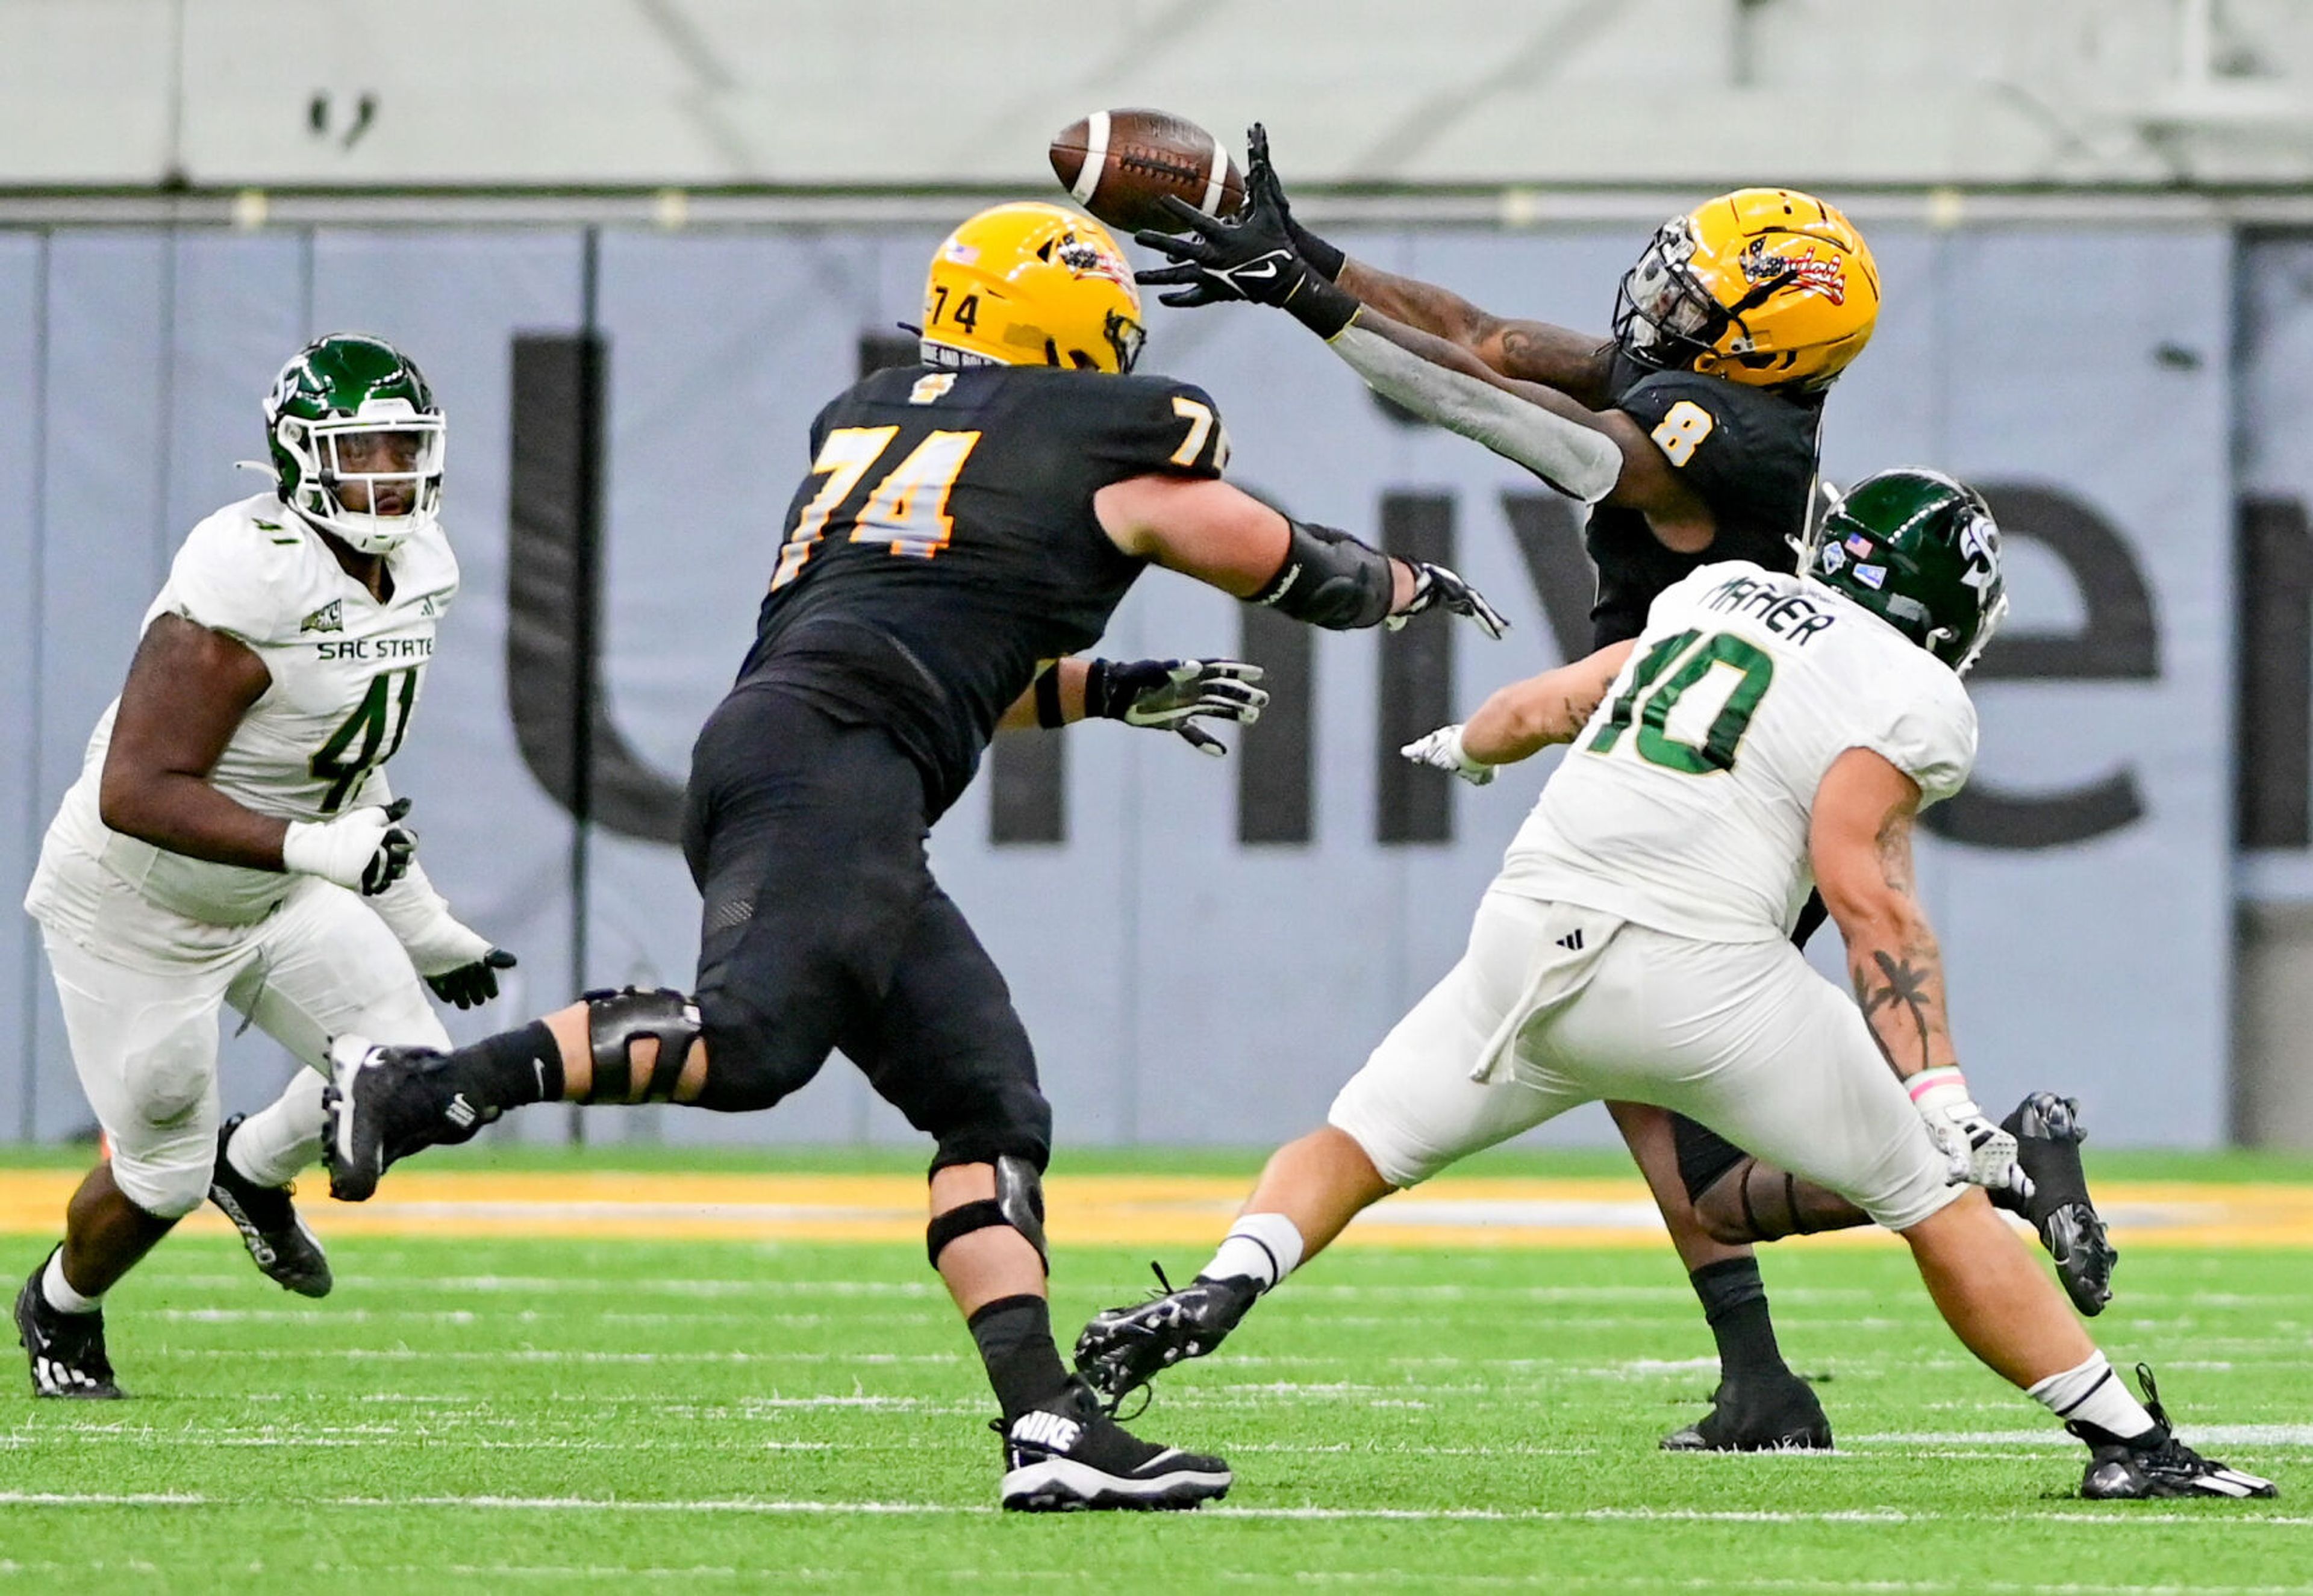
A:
32 493 455 930
1494 561 1977 944
738 362 1230 816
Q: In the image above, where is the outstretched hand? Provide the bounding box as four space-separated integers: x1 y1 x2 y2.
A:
1088 658 1270 757
1390 563 1511 640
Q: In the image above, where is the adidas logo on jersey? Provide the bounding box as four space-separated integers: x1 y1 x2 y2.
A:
1010 1408 1084 1454
1556 929 1585 951
301 599 344 635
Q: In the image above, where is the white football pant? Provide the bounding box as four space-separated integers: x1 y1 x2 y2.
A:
41 876 449 1218
1328 890 1962 1232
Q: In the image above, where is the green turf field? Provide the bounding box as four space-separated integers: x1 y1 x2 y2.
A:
3 1158 2310 1592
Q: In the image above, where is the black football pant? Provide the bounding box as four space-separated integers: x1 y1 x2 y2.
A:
680 685 1051 1174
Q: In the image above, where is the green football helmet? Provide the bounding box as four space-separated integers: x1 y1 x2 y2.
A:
1805 467 2006 673
263 333 445 555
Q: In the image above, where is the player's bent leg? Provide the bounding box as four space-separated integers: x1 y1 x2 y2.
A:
838 890 1227 1512
1075 1127 1392 1407
1898 1193 2273 1500
322 988 714 1199
1613 1104 1831 1453
226 880 459 1274
23 935 229 1396
1080 894 1575 1411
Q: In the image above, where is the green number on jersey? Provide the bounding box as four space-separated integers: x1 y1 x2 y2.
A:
310 667 420 812
1587 631 1774 775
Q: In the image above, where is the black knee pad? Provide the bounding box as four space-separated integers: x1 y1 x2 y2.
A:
1672 1113 1752 1203
925 1155 1049 1273
582 987 703 1104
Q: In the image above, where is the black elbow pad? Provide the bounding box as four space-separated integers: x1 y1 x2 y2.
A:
1252 519 1394 631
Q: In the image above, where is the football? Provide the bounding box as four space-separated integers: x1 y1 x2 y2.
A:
1049 108 1246 234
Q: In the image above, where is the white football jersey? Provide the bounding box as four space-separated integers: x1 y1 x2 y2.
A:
31 493 457 929
1494 561 1976 943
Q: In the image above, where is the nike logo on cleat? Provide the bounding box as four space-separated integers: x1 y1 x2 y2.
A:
1011 1410 1084 1453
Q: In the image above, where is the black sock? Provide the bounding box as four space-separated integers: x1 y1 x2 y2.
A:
967 1294 1075 1424
434 1021 564 1111
1690 1257 1793 1383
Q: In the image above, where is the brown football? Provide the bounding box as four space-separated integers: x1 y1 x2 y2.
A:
1049 108 1246 235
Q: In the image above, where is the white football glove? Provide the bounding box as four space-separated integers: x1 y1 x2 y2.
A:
1399 723 1496 787
282 798 417 896
1909 1065 2034 1201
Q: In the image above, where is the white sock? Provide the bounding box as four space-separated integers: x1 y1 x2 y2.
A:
226 1070 330 1188
1200 1213 1306 1292
42 1250 100 1315
2029 1351 2156 1441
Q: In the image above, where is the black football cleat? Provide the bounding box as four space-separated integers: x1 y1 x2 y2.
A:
1996 1092 2117 1316
16 1253 124 1400
997 1380 1231 1512
1073 1265 1259 1409
1660 1372 1833 1451
2072 1365 2276 1500
209 1114 332 1298
321 1035 490 1202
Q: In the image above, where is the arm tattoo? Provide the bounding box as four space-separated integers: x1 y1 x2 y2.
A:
1856 948 1938 1075
1849 795 1951 1078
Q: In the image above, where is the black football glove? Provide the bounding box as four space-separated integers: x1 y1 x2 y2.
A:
1084 658 1269 757
1135 139 1359 335
425 947 517 1010
1390 564 1511 640
1138 123 1345 310
366 797 419 896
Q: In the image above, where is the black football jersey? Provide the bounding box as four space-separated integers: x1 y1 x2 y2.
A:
1585 358 1824 647
736 362 1230 815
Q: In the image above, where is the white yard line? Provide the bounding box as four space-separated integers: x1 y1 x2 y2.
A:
4 1492 2309 1529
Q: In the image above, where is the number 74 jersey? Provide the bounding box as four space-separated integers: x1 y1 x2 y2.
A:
740 361 1231 818
1495 561 1977 944
40 492 456 926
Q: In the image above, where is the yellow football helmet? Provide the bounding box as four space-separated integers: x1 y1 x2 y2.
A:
920 202 1146 375
1611 188 1879 393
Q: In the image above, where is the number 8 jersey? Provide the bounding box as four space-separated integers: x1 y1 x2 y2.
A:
33 492 457 930
1495 560 1976 944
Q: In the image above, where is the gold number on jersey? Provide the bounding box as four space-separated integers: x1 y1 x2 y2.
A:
1168 395 1231 472
852 430 982 560
1650 400 1715 468
771 426 899 590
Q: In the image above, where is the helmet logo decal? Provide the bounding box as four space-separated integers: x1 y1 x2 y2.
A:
1741 240 1846 305
1958 519 2000 598
1853 563 1888 590
1055 236 1129 286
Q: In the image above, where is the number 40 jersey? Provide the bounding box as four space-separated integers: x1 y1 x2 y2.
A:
740 362 1231 817
1495 561 1977 945
31 492 456 930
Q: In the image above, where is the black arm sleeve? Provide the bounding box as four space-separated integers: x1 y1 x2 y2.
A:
1250 519 1395 630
